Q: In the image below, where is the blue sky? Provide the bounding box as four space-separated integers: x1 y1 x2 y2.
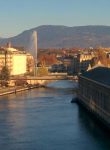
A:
0 0 110 37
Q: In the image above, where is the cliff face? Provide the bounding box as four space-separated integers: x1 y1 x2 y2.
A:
1 25 110 49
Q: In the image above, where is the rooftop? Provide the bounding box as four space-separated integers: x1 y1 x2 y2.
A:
81 67 110 86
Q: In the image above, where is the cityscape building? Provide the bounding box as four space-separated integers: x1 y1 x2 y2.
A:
0 44 34 76
78 66 110 129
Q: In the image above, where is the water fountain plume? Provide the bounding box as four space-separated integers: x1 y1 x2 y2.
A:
28 31 38 76
29 31 37 60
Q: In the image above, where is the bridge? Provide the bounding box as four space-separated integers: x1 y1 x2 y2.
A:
10 73 78 81
10 73 78 86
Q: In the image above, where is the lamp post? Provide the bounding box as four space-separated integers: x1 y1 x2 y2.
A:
4 50 7 67
34 58 37 76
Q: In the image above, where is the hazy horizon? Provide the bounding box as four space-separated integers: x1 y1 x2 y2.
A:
1 24 110 39
0 0 110 37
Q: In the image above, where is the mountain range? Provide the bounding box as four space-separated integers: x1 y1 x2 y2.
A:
1 25 110 49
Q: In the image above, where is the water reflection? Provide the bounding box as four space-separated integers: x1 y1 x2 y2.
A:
78 106 110 150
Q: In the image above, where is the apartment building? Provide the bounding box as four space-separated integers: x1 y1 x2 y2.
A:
0 46 31 76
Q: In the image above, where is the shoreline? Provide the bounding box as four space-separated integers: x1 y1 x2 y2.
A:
0 85 43 96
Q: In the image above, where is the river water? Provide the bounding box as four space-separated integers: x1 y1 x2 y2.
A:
0 80 109 150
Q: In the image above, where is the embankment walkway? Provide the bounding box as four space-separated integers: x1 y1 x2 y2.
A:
0 85 39 96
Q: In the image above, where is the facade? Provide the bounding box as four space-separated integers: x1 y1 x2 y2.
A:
55 50 95 75
79 52 95 72
72 54 80 74
78 67 110 129
0 46 33 76
11 54 26 75
68 52 96 74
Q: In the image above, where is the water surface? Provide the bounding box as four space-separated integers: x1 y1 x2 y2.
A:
0 80 109 150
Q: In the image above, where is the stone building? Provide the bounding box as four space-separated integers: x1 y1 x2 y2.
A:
79 52 95 72
70 52 95 74
78 66 110 129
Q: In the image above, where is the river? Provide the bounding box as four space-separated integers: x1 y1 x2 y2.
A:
0 80 109 150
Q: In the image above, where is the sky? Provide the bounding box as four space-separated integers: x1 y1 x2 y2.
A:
0 0 110 37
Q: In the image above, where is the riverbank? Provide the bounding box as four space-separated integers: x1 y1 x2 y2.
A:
0 85 42 96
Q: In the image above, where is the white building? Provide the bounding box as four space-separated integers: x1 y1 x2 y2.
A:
11 54 26 75
0 46 27 76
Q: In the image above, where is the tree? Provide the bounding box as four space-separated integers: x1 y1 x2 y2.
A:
97 48 106 64
0 66 10 81
37 67 48 76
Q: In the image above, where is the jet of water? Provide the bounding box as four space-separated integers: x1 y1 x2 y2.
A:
29 31 38 61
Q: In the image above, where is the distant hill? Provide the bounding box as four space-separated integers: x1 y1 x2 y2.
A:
1 25 110 49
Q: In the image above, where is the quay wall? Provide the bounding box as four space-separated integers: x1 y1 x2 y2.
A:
77 76 110 130
0 85 39 96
